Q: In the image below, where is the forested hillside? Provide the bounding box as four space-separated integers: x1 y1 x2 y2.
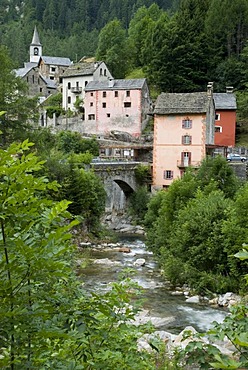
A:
0 0 175 65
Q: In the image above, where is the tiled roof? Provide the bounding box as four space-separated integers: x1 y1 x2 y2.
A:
213 93 237 110
41 56 72 66
85 78 146 91
154 92 210 114
61 61 102 77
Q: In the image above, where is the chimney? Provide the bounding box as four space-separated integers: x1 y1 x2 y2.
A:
226 86 234 94
207 82 214 97
108 78 115 88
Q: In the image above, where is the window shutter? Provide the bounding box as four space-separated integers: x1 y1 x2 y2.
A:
171 171 174 179
182 120 185 128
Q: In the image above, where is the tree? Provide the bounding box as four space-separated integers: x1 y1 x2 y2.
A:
196 155 240 198
96 19 131 78
0 45 37 146
56 130 99 156
0 139 80 368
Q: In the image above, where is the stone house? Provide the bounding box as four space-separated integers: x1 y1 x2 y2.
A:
214 87 237 147
83 78 152 138
15 64 57 98
152 83 215 190
61 58 113 112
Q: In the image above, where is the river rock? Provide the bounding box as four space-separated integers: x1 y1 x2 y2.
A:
118 247 131 253
185 295 201 304
218 292 241 307
137 330 176 352
93 258 122 267
133 258 146 267
131 309 174 327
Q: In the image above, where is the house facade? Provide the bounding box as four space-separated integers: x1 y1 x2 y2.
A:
83 78 152 138
214 87 236 147
152 83 215 190
61 58 113 111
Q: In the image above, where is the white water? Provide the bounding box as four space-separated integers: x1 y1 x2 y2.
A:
80 236 227 334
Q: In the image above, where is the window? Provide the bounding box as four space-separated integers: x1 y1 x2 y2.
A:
102 102 106 108
39 87 42 93
32 75 34 83
124 102 131 108
85 81 88 87
34 47 39 55
26 76 29 82
90 102 93 107
68 96 71 104
182 135 192 145
100 68 103 76
104 69 107 76
215 113 220 121
50 76 54 80
164 170 174 180
103 91 106 97
50 67 56 72
68 82 71 89
181 151 191 166
126 90 130 97
91 92 93 96
88 114 95 120
107 113 110 118
215 126 222 133
115 91 118 97
182 119 192 129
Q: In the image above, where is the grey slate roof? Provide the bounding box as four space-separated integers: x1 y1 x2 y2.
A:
31 26 41 46
213 93 237 110
61 61 102 77
85 78 146 91
154 92 210 114
41 56 72 66
14 65 34 77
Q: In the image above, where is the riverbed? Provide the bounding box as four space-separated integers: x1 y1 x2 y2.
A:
78 235 227 334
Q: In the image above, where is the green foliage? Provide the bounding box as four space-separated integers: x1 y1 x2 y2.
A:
134 163 151 184
96 19 132 78
56 130 99 156
196 155 241 198
129 186 151 223
0 139 81 368
43 92 65 118
145 158 246 294
0 45 38 146
74 96 84 113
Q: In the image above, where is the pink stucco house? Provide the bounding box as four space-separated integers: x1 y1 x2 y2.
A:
152 83 215 190
83 78 152 138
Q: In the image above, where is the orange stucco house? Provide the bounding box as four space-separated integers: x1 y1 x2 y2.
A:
214 87 237 147
152 83 215 190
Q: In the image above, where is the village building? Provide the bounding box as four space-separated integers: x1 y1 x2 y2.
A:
60 57 113 112
214 87 237 147
14 26 72 99
152 83 216 190
83 78 152 139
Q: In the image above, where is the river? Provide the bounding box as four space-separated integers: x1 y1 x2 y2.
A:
79 235 227 335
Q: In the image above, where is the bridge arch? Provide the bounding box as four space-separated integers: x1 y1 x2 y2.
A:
91 161 141 212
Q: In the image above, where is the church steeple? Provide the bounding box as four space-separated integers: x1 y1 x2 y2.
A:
30 26 42 63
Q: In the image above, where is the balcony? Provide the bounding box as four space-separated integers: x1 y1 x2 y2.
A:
177 160 200 168
71 86 82 93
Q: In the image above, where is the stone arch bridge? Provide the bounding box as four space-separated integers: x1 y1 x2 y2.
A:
90 160 144 213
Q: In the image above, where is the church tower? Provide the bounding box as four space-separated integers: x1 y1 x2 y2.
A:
30 26 42 63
